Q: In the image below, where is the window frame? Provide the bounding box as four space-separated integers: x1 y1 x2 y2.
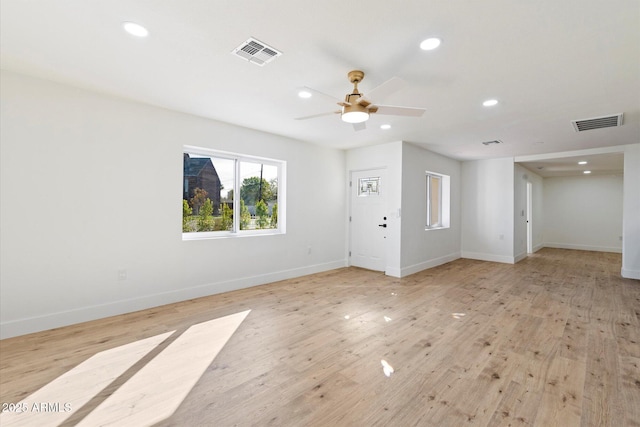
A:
425 171 450 230
182 145 286 240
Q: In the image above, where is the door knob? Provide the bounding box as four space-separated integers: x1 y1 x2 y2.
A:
378 224 387 228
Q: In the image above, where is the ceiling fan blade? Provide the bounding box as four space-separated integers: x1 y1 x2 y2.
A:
374 104 425 117
302 86 343 104
352 122 366 131
294 111 340 120
366 76 405 101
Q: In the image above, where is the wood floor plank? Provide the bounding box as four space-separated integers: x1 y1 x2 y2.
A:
487 380 543 426
619 356 640 427
534 356 586 427
582 335 626 427
1 248 639 426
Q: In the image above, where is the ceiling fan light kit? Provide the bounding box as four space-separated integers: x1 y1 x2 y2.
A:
341 108 369 123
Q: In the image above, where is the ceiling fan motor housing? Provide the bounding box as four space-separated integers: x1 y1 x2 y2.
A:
345 92 364 104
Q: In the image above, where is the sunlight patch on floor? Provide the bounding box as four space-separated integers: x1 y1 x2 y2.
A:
77 310 250 427
1 310 250 427
0 332 173 427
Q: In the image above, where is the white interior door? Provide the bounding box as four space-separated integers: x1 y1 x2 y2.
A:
350 169 387 272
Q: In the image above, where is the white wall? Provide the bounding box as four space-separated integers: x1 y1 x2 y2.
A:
400 142 461 276
543 174 623 253
622 143 640 279
461 158 516 263
0 71 347 338
345 141 403 276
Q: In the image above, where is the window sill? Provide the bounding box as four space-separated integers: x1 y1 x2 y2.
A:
425 226 449 231
182 230 284 240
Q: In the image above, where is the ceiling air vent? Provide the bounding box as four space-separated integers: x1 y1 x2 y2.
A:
572 113 623 132
482 140 503 146
232 37 282 66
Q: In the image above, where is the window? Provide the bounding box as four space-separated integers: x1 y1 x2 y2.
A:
357 177 380 196
183 146 285 238
426 173 441 227
426 171 450 230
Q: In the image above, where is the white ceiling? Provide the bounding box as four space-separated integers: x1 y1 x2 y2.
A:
1 0 639 173
518 152 625 178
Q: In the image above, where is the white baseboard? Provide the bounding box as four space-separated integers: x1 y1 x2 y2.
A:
621 268 640 280
384 267 402 278
514 252 528 263
0 260 347 339
532 243 545 253
461 251 516 264
393 252 461 278
544 242 622 254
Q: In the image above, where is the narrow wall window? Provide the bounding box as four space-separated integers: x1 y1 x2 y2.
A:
183 146 285 239
426 171 450 230
427 174 441 227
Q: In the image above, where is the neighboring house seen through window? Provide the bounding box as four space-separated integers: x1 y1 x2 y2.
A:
183 146 285 238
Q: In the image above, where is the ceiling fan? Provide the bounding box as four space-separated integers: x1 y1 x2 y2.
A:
295 70 426 130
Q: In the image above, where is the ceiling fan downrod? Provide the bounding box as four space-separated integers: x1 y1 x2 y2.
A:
347 70 364 95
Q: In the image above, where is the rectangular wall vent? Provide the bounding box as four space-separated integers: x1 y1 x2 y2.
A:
232 37 282 66
572 113 623 132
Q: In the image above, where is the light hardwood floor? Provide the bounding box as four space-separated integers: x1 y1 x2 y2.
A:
1 248 639 426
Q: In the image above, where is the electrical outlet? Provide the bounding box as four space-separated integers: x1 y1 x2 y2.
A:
307 246 312 255
118 269 127 281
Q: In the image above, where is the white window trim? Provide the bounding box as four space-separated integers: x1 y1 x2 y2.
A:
183 145 286 240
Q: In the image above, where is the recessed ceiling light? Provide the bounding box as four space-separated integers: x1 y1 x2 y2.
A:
298 90 312 99
380 124 391 130
483 99 498 107
583 170 592 174
420 38 441 50
122 22 149 37
578 161 588 165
